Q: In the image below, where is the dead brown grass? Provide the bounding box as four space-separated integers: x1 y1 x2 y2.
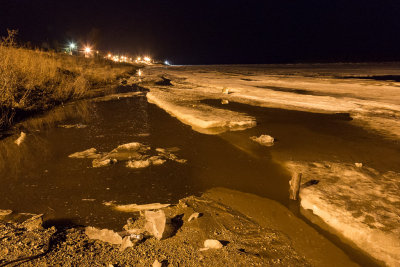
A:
0 30 136 130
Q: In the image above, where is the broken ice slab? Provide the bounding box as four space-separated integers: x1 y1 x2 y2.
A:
126 159 151 169
119 236 134 252
106 142 150 161
109 203 170 213
144 210 166 240
69 142 186 169
58 124 87 129
92 158 117 168
85 226 123 245
68 148 100 159
22 214 44 231
286 161 400 266
0 209 13 216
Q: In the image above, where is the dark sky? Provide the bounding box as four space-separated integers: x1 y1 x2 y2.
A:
1 0 400 64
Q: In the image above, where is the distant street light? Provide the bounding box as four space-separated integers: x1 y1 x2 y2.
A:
84 46 92 58
66 42 77 55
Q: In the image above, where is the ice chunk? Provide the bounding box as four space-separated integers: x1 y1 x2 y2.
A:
250 134 274 146
119 236 133 251
92 158 117 168
58 124 87 129
111 203 170 212
68 148 100 159
188 212 200 222
203 239 223 249
152 260 162 267
106 142 149 161
145 210 166 240
355 162 363 168
14 132 26 146
126 159 151 169
149 156 166 165
22 214 43 231
0 209 12 216
85 226 122 245
156 148 187 164
286 161 400 266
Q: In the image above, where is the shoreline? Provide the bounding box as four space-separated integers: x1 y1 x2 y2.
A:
0 188 358 266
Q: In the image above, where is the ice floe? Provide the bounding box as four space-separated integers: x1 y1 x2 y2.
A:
142 64 400 139
69 142 186 169
250 134 274 146
147 89 256 135
68 148 100 159
286 161 400 266
109 203 170 212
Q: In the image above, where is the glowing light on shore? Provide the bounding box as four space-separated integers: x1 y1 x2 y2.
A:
84 47 91 53
143 56 151 62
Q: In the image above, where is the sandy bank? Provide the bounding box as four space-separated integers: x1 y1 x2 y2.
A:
0 188 355 266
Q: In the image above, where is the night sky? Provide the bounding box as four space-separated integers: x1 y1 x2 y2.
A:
1 0 400 64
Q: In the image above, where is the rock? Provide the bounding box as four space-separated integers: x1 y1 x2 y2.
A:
68 148 100 159
221 99 229 104
0 209 13 216
85 226 123 245
204 239 223 249
119 236 133 251
222 87 230 94
188 212 200 222
145 210 166 240
112 203 170 212
14 132 26 146
126 159 151 169
355 162 363 168
22 214 43 231
250 134 274 147
153 259 162 267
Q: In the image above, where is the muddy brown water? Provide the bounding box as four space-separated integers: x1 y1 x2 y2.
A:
1 93 398 266
0 95 291 229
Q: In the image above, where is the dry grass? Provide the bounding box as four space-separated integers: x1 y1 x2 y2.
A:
0 30 135 130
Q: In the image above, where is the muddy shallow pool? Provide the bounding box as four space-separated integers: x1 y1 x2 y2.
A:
1 92 398 266
0 94 291 229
